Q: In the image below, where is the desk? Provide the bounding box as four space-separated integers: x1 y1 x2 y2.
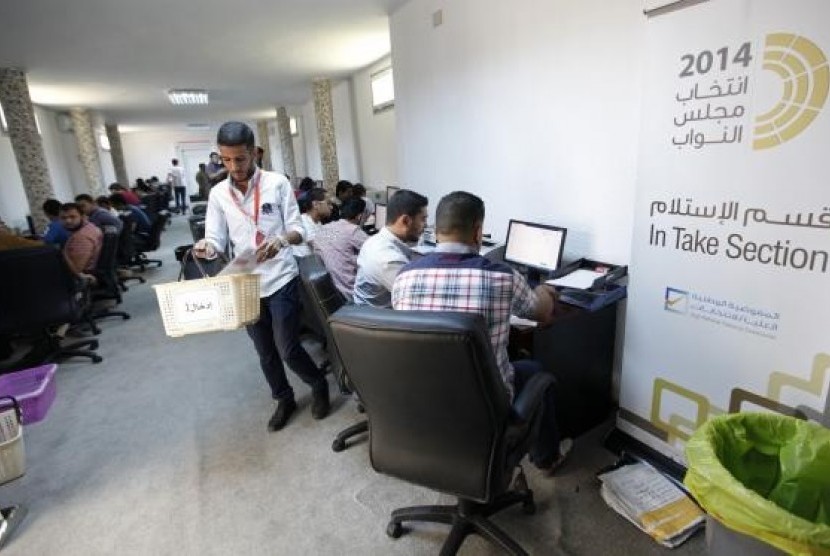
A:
509 302 618 438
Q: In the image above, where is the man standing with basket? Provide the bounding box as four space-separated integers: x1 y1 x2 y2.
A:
194 122 330 432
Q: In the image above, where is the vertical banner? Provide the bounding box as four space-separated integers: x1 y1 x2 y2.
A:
620 0 830 462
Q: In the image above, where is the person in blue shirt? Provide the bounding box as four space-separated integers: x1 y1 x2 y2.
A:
41 199 69 247
110 193 152 234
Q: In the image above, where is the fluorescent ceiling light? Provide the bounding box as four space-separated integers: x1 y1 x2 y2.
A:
167 90 209 105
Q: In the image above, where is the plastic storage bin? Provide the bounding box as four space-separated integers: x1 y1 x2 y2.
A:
0 397 25 485
0 364 57 425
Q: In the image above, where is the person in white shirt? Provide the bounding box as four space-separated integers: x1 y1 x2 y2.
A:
293 188 329 258
168 158 188 214
353 189 428 308
194 122 330 431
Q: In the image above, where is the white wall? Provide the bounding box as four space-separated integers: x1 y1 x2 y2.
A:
391 0 646 263
301 99 322 180
0 136 28 228
332 80 361 183
121 128 223 184
351 55 399 192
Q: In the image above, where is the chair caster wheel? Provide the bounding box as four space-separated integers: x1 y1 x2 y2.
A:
332 438 346 452
386 521 403 538
92 355 103 364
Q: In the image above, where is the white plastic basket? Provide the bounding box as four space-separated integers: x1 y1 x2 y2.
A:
153 273 261 337
0 398 25 486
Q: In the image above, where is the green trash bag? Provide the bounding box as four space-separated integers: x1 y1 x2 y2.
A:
685 413 830 555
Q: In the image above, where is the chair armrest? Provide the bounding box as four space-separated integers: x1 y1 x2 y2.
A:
510 371 555 423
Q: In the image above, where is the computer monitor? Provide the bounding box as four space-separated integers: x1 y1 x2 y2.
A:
374 203 387 228
386 186 400 203
503 219 567 281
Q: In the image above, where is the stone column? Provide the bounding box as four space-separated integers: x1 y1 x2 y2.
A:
255 120 273 172
312 79 338 193
105 123 129 188
70 108 103 195
0 68 55 232
276 107 296 179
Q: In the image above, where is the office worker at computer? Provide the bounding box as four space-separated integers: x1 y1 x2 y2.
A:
353 189 428 308
313 198 368 301
392 191 571 473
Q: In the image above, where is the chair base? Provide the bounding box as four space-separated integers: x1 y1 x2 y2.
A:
386 470 534 556
0 505 27 550
332 419 368 452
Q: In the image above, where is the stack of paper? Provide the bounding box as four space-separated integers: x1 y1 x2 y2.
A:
598 462 704 548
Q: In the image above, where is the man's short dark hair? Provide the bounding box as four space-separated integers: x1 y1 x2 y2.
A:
435 191 485 237
336 180 353 197
341 198 366 221
352 183 366 196
75 194 93 204
387 189 428 225
60 202 82 215
217 121 255 149
96 195 112 208
171 158 179 165
42 199 62 217
299 177 315 192
109 193 126 207
109 182 124 191
298 188 327 214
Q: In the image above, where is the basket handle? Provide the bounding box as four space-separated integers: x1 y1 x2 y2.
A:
178 248 229 281
0 396 21 423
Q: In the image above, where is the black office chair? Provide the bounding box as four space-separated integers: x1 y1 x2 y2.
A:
0 246 102 367
91 227 130 324
115 213 145 289
329 306 553 556
297 260 368 452
132 211 169 270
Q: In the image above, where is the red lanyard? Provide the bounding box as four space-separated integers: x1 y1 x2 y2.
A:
229 171 264 245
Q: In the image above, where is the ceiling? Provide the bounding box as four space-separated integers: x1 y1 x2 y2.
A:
0 0 408 132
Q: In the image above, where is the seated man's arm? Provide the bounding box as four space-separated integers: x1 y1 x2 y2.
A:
511 270 557 326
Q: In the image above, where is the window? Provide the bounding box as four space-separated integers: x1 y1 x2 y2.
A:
289 116 299 137
0 102 7 134
99 132 111 151
371 67 395 114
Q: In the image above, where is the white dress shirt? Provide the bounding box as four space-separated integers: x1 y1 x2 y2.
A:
204 169 304 297
293 213 321 258
353 226 417 308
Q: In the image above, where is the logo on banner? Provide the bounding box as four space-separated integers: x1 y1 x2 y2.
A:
671 33 828 151
754 33 829 150
664 287 688 313
663 287 780 339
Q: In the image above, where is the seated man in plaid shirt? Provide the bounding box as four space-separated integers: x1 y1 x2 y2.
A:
392 191 571 473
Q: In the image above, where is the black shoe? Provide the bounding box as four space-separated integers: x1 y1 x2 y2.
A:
267 398 297 432
311 385 330 420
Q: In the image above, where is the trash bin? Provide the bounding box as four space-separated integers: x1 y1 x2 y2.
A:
685 413 830 555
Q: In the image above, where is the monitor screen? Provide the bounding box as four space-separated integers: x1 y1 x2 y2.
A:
374 203 387 227
503 220 567 273
386 186 400 203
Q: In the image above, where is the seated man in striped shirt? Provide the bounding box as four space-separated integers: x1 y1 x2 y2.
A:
392 191 571 473
60 202 102 283
312 197 369 301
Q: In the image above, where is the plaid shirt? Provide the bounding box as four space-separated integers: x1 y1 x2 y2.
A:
392 243 538 399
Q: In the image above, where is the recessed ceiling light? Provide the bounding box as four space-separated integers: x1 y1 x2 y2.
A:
167 90 209 105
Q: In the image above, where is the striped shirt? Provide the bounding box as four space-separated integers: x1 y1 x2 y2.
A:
312 219 368 299
64 221 102 273
392 243 538 398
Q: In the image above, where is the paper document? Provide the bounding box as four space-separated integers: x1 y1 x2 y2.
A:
546 269 605 289
509 315 538 328
598 462 704 548
219 248 260 276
